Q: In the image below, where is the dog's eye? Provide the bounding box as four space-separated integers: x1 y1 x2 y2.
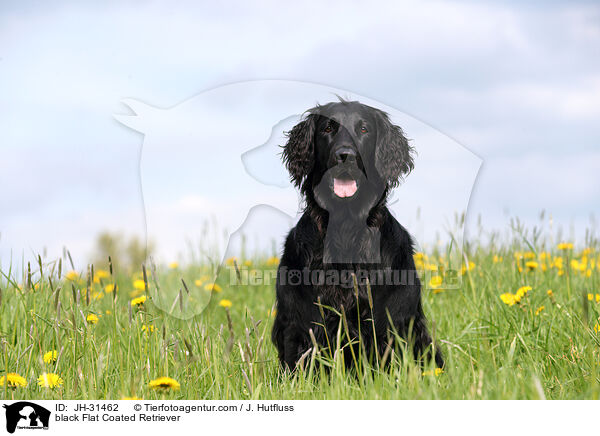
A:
324 125 333 133
360 126 368 133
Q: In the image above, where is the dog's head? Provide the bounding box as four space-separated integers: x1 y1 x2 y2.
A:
282 100 414 211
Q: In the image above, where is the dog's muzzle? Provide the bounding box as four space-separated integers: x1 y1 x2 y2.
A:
330 145 362 198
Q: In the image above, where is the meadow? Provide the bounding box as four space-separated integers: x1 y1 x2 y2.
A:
1 221 599 400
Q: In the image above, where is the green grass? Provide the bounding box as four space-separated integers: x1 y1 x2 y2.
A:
1 230 600 400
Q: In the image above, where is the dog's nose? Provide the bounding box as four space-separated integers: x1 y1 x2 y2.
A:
335 146 357 163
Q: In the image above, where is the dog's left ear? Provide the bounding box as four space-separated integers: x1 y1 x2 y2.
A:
374 109 415 188
281 113 317 188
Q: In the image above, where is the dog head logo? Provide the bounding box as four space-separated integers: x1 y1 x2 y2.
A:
3 402 51 434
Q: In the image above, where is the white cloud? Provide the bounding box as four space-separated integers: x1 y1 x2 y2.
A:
486 77 600 121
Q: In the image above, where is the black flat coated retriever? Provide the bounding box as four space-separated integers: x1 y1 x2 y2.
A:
272 100 443 370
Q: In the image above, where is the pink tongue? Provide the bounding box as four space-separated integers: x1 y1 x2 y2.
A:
333 178 357 198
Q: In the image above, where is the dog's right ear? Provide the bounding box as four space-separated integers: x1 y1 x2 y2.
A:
281 114 317 188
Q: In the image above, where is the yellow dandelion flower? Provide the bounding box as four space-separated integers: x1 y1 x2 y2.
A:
219 299 232 308
429 275 443 289
65 270 79 281
43 350 57 364
194 279 203 287
525 261 538 271
105 310 112 315
557 242 574 250
121 396 142 400
86 313 99 324
104 284 115 293
204 283 222 293
596 294 600 303
133 279 147 291
500 293 517 306
535 306 545 316
225 257 237 266
168 262 179 269
142 324 155 333
131 295 147 307
266 256 280 266
148 376 180 390
461 261 475 275
37 373 63 389
493 255 503 263
595 323 600 334
95 269 110 279
414 252 426 261
547 289 553 297
515 286 532 298
422 368 444 377
588 293 594 301
0 373 27 388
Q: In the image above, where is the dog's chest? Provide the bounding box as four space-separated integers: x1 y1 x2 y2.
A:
322 220 382 264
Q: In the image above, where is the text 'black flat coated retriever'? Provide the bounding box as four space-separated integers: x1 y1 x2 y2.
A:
272 100 443 370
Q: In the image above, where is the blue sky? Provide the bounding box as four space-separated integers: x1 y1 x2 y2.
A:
1 0 599 267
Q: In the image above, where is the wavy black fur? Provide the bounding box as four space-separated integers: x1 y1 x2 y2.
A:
273 100 443 370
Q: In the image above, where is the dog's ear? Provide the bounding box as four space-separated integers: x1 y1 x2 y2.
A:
374 109 415 188
281 114 317 188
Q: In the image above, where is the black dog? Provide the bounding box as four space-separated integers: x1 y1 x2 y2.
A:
272 100 443 370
